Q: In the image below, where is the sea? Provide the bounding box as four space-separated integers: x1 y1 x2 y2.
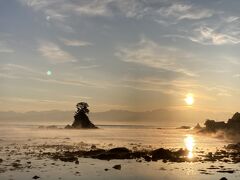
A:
0 123 239 180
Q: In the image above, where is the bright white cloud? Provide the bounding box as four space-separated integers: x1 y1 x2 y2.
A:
116 37 196 77
190 26 240 45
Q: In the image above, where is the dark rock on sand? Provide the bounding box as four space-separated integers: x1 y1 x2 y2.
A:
54 152 78 162
11 162 22 168
220 177 228 180
43 146 193 163
75 160 79 164
108 147 130 153
217 170 235 173
32 175 40 179
151 148 187 162
83 149 106 157
94 148 132 160
112 164 121 170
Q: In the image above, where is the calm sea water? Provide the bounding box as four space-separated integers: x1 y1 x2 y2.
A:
0 123 229 152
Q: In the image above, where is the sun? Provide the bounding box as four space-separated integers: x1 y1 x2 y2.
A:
184 93 194 105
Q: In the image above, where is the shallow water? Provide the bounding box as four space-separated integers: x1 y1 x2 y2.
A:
0 124 228 150
0 123 237 180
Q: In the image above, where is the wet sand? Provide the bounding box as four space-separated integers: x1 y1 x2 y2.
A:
1 141 240 179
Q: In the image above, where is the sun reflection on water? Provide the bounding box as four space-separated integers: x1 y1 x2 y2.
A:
184 135 195 159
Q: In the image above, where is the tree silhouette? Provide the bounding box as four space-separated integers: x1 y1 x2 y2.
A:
76 102 89 114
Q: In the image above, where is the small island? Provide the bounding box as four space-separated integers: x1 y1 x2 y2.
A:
65 102 97 129
196 112 240 138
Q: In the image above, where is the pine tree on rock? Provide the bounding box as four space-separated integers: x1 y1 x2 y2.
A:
65 102 97 129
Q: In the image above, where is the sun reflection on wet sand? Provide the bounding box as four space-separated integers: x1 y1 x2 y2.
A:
184 135 195 159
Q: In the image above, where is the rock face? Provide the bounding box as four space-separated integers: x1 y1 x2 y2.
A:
201 112 240 133
204 120 226 132
65 102 97 129
71 110 96 128
227 112 240 130
193 123 202 130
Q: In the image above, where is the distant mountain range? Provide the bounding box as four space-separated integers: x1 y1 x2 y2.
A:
0 109 231 126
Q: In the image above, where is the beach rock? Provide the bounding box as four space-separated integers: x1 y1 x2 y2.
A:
57 153 78 162
32 175 40 179
75 160 79 164
176 126 191 129
108 147 130 153
143 155 151 162
112 164 121 170
83 149 106 157
11 162 22 168
217 170 235 173
94 150 131 160
220 177 228 180
151 148 174 161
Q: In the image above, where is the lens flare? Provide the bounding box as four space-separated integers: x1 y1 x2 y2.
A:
46 70 52 76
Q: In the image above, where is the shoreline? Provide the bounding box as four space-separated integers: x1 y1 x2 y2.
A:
1 142 240 179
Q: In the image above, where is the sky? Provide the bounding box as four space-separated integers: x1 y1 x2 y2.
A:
0 0 240 119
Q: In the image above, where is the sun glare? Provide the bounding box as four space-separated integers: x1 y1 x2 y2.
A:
184 135 195 159
184 93 194 106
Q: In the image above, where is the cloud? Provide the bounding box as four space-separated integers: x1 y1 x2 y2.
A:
19 0 215 21
38 41 76 63
0 63 104 88
224 16 239 23
0 63 37 74
0 42 14 53
116 37 197 77
60 38 92 47
45 9 68 22
233 74 240 78
190 26 240 45
70 0 111 17
19 0 58 10
158 3 214 20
